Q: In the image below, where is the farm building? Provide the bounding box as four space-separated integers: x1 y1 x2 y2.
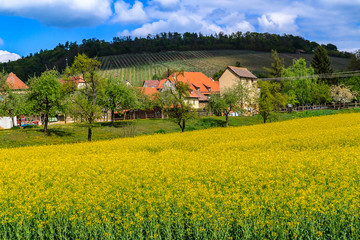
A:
0 73 29 129
218 66 259 114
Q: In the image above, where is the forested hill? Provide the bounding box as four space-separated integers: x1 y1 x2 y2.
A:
0 32 351 82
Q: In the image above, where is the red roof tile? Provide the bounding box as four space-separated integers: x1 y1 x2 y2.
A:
168 72 220 95
6 72 28 90
141 87 159 96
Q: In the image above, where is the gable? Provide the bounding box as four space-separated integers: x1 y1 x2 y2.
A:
5 73 28 90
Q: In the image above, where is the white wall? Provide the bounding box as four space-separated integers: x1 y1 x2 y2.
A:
0 116 17 129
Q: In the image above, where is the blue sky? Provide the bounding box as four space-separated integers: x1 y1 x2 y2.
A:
0 0 359 62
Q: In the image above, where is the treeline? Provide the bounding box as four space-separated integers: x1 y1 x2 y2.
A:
0 32 351 82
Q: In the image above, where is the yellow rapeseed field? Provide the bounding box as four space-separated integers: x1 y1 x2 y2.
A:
1 113 360 239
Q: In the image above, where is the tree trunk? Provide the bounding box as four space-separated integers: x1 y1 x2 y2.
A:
225 114 229 127
111 109 115 126
44 113 48 132
181 119 185 132
11 117 15 128
88 126 92 141
161 109 164 119
64 113 67 124
124 111 126 120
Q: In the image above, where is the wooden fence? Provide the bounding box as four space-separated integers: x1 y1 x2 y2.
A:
280 102 360 113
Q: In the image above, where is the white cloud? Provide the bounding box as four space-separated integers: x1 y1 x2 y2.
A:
0 0 112 27
0 50 21 63
113 0 148 24
119 13 227 37
258 13 298 34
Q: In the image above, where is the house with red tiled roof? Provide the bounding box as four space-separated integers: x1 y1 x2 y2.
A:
0 73 29 129
142 72 220 109
5 72 29 90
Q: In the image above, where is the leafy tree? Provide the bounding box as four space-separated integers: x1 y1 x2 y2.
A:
0 71 26 127
264 50 284 77
162 72 196 132
283 58 317 105
208 83 251 127
340 76 360 100
67 54 105 141
311 45 333 75
27 70 62 132
311 82 332 104
101 78 137 125
259 81 287 123
212 69 224 81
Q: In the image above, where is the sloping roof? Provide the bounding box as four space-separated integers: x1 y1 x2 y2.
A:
168 72 220 95
6 72 28 90
194 90 208 101
141 87 159 96
227 66 257 79
143 80 160 88
158 79 169 89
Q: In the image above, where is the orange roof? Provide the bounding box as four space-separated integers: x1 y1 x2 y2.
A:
157 79 169 89
5 72 28 90
141 87 159 96
168 72 219 95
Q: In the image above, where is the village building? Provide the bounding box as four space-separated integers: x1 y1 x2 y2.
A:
218 66 259 114
0 73 29 129
143 72 220 109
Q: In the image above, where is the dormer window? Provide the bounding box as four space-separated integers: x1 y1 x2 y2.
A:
190 90 193 94
207 87 211 92
196 87 200 91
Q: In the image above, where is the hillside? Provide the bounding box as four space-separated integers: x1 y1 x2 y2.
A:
99 50 350 85
0 32 351 82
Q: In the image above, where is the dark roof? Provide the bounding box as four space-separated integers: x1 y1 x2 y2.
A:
194 90 208 101
228 66 257 79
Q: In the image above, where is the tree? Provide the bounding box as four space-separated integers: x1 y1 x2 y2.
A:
101 78 136 125
264 50 284 77
67 54 105 141
259 81 287 123
330 84 357 109
283 58 317 105
27 70 62 132
208 82 252 127
340 76 360 100
212 69 224 81
162 72 196 132
0 71 26 127
311 45 333 75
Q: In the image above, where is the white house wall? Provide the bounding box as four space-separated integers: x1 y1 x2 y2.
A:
0 117 17 129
